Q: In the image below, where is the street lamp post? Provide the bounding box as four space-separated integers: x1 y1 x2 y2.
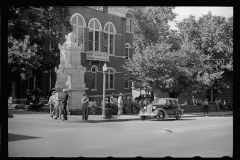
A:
102 63 108 118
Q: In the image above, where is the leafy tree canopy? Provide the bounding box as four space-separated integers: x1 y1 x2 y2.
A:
124 8 233 97
8 6 72 80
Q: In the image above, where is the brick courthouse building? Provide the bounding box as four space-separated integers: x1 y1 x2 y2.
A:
11 6 134 103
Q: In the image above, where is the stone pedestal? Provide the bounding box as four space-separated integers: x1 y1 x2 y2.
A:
55 33 88 110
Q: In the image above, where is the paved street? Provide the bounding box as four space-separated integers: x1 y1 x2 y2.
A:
8 113 233 157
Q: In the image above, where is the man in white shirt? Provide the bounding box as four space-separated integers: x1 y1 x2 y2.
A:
46 91 56 116
118 93 123 116
53 88 62 119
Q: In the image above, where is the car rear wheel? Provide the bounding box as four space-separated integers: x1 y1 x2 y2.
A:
176 110 181 120
140 116 146 121
157 111 164 121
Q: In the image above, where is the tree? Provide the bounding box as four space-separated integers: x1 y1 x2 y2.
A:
176 12 233 90
127 7 180 98
132 6 177 52
8 35 41 79
8 6 72 80
124 39 211 98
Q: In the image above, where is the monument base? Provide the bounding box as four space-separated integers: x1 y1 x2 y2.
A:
68 89 88 110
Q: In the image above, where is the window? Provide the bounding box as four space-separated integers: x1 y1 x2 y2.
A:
125 79 130 89
153 99 166 105
91 66 97 89
105 68 115 89
126 18 134 33
125 43 131 59
104 23 116 55
88 19 102 52
70 14 86 51
28 75 41 90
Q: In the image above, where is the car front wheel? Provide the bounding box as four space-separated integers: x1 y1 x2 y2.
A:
176 110 181 120
157 111 164 121
140 116 146 121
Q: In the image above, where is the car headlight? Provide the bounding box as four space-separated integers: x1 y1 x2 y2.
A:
144 106 147 109
153 106 156 109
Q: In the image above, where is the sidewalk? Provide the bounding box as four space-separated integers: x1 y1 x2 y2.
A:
87 111 233 122
9 109 233 123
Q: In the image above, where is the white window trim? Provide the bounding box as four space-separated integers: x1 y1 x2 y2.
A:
104 22 116 55
125 79 131 89
70 13 86 27
106 68 116 89
125 43 131 59
88 18 102 52
126 18 134 34
70 13 86 51
91 65 98 90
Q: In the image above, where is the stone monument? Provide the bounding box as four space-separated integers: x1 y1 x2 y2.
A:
55 32 88 110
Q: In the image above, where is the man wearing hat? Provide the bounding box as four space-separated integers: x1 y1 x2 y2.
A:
82 93 89 121
118 93 123 116
61 89 69 121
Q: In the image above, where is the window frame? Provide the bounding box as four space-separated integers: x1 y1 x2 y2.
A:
125 43 131 59
91 65 98 90
105 68 115 90
70 13 86 51
126 18 134 34
28 75 41 90
125 79 130 89
88 18 102 52
104 22 116 55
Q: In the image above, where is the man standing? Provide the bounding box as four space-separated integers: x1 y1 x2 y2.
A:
215 98 220 112
61 89 69 121
52 88 62 119
82 94 89 121
46 91 56 116
203 99 209 114
110 93 115 104
223 99 226 112
126 95 132 115
118 93 123 116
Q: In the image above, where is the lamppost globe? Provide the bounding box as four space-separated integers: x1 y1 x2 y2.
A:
103 63 108 72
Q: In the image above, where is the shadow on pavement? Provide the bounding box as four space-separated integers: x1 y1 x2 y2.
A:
8 133 41 142
66 118 140 123
150 118 197 121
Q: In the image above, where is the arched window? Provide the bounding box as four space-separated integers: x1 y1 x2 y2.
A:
91 66 98 89
88 18 102 52
70 14 86 51
105 68 115 89
126 18 134 33
104 23 116 55
125 43 131 59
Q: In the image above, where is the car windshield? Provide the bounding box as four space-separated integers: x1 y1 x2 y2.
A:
153 99 166 105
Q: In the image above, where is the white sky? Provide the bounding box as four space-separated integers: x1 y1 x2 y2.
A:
169 7 233 30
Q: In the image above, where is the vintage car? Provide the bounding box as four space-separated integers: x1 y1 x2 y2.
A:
138 98 184 121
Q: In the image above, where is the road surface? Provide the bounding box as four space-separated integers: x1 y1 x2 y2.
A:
8 114 233 157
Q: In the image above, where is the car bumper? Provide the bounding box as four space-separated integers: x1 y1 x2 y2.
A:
138 113 157 117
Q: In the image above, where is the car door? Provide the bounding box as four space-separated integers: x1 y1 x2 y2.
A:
165 100 174 114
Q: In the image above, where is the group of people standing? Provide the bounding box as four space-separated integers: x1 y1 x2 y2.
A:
46 88 69 121
80 93 146 120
